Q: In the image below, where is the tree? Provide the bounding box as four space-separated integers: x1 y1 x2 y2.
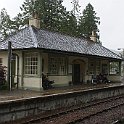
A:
71 0 81 18
0 8 12 40
20 0 67 30
0 9 26 41
0 0 80 40
0 1 100 41
0 0 78 40
20 0 78 35
12 13 27 31
78 3 100 41
59 11 78 36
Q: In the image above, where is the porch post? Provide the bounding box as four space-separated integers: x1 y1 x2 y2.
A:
40 51 43 91
7 41 12 91
21 51 24 88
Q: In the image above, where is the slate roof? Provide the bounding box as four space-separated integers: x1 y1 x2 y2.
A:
0 26 122 60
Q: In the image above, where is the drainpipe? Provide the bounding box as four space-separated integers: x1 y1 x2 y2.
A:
12 53 19 89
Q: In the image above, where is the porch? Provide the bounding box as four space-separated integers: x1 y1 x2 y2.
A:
0 49 122 91
9 51 122 91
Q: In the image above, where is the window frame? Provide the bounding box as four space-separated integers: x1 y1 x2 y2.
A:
48 54 67 76
109 61 120 75
24 52 39 76
88 59 101 75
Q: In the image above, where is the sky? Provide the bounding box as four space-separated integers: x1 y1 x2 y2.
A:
0 0 124 51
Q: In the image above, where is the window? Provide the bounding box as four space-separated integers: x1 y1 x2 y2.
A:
49 55 67 75
88 59 100 75
109 61 120 75
102 64 108 74
96 61 100 75
88 61 95 75
24 53 38 75
49 57 58 74
0 58 2 66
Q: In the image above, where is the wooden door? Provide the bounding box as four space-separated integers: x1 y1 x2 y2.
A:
73 64 80 85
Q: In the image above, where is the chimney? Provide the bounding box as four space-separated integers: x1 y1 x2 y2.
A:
29 0 40 28
90 31 97 42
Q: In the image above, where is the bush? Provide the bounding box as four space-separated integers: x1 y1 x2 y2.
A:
0 66 7 90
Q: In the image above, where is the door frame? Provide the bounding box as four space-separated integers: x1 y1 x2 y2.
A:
72 59 86 85
72 64 80 85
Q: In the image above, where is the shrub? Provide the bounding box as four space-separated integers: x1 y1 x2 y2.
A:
0 66 7 89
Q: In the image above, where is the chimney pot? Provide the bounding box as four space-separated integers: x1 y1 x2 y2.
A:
29 18 40 29
29 0 40 28
90 31 97 42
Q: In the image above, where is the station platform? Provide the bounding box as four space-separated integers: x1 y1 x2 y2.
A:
0 82 124 102
0 82 124 123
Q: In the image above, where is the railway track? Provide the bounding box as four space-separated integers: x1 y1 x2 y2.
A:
9 95 124 124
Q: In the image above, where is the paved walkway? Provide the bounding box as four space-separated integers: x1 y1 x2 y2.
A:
0 82 123 102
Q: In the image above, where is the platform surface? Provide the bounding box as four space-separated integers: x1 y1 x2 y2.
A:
0 82 124 102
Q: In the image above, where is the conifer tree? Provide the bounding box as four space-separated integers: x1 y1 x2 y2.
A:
0 1 100 42
0 8 12 40
0 9 26 41
71 0 81 18
78 3 100 41
20 0 67 30
19 0 78 36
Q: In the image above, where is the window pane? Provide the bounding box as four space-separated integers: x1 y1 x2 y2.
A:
24 53 38 75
